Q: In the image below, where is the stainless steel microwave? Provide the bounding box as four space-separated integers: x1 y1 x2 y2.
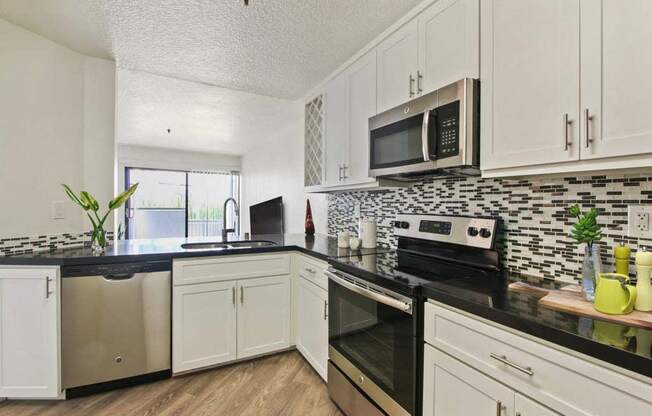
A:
368 78 479 180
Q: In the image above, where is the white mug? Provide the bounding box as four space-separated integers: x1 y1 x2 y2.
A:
337 231 351 248
349 237 362 250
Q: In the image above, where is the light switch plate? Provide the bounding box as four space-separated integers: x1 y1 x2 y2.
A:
627 205 652 238
51 201 65 220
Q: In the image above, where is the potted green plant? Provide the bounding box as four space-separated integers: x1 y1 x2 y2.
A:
62 183 138 253
568 204 603 301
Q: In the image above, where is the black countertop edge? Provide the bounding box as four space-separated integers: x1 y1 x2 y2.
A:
422 285 652 380
0 234 390 267
0 245 331 266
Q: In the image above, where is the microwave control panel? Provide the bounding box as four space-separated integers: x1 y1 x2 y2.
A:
435 100 460 159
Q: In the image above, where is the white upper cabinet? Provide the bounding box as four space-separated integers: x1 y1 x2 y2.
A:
418 0 479 95
0 267 60 399
346 49 377 183
580 0 652 160
481 0 581 170
324 71 349 186
377 19 419 113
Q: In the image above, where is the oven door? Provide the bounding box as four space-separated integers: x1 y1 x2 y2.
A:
326 269 415 416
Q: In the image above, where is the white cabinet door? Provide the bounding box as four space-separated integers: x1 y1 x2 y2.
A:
423 344 514 416
0 267 60 398
173 281 237 373
346 49 377 183
296 276 328 381
237 275 291 359
324 71 349 186
377 19 419 113
418 0 479 95
481 0 580 170
515 393 560 416
580 0 652 159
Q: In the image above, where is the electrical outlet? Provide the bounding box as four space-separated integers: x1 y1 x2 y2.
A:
627 205 652 237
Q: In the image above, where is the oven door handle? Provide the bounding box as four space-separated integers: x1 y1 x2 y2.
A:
421 109 432 162
325 270 413 314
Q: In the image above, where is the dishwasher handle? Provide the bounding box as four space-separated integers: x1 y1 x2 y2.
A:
103 273 136 281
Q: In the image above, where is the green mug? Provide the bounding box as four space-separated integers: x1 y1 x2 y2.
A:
594 273 637 315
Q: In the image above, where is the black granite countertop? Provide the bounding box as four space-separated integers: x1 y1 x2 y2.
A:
0 233 391 266
422 274 652 379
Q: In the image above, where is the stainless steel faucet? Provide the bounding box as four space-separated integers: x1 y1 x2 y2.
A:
222 197 240 242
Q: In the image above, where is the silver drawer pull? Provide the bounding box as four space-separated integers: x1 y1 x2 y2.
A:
490 353 534 376
45 276 53 299
305 267 316 274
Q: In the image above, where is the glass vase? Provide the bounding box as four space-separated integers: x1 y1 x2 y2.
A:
91 225 108 254
581 244 602 301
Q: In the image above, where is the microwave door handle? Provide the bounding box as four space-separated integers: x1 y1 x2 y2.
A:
325 270 412 314
422 109 431 161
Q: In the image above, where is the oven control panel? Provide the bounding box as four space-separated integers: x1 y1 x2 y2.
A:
393 214 497 249
434 101 460 159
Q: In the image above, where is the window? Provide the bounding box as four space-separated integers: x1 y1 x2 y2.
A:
124 167 239 239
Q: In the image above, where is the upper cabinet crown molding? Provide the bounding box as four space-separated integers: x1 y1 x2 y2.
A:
482 0 652 177
305 0 480 192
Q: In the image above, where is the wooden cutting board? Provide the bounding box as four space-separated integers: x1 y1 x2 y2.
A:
508 281 652 330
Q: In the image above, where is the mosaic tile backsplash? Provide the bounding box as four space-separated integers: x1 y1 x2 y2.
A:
327 173 652 283
0 232 113 256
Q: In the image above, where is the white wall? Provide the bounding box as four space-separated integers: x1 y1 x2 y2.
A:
117 144 240 173
0 18 115 238
240 100 328 235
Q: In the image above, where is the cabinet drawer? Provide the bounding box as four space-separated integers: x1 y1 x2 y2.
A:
296 255 328 290
173 253 291 286
424 302 652 416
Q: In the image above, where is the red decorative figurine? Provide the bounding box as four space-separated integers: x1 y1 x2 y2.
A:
305 199 315 235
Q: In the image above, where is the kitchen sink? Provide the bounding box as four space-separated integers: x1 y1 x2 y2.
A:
181 240 277 250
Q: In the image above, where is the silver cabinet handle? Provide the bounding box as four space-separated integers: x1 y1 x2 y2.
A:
45 276 53 299
409 74 415 97
564 113 573 150
341 164 348 180
421 109 432 161
496 401 503 416
305 268 316 274
516 413 522 416
490 353 534 376
338 164 342 181
417 70 423 94
323 300 328 320
584 108 594 148
232 286 236 306
240 286 244 305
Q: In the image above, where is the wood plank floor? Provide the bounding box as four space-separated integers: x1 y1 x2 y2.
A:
0 351 343 416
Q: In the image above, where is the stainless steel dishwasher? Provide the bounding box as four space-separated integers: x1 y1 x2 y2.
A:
61 260 171 393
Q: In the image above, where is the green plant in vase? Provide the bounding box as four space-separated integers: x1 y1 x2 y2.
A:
568 204 603 301
62 183 138 253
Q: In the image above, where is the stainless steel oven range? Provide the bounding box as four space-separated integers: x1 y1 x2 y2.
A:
327 214 502 416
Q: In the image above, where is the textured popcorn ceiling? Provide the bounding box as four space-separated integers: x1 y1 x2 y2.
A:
0 0 422 98
116 69 302 154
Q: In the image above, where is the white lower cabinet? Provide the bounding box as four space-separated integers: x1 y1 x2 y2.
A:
172 254 292 374
423 344 513 416
172 281 237 373
423 301 652 416
296 276 328 381
0 267 61 399
236 275 291 359
515 393 560 416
